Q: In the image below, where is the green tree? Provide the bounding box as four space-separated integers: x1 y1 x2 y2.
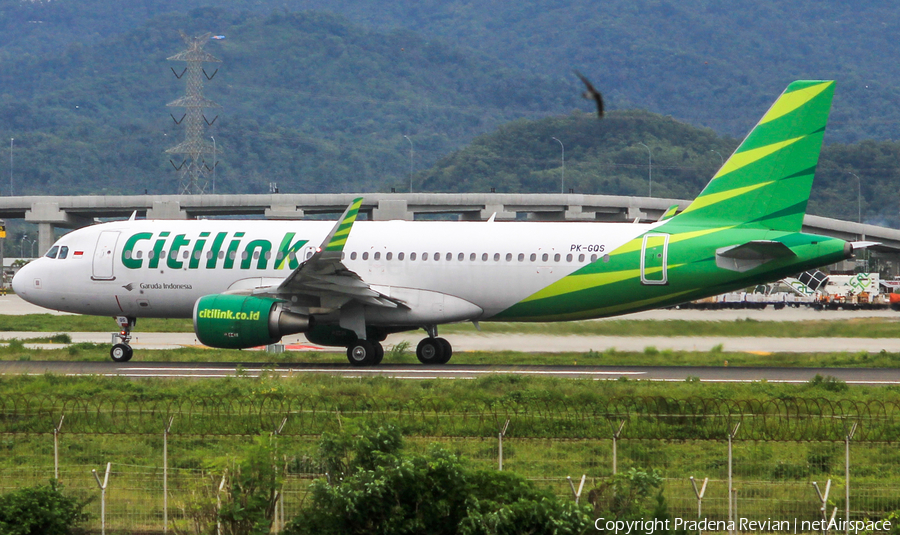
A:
587 468 665 521
217 435 284 535
285 425 591 535
0 481 90 535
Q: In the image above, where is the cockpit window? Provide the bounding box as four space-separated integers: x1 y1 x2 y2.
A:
58 246 69 259
45 246 59 259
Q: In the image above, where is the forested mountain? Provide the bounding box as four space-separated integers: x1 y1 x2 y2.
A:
4 0 900 141
0 1 898 226
0 8 571 195
417 111 900 227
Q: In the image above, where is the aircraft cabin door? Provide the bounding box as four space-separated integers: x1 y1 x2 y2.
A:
92 231 120 281
640 233 669 285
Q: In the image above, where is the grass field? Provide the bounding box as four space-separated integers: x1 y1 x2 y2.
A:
2 339 900 369
3 313 900 338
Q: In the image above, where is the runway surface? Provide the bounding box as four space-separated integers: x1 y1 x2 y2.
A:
3 331 900 353
1 360 899 385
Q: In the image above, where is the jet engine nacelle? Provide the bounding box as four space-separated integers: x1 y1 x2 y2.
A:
193 294 311 349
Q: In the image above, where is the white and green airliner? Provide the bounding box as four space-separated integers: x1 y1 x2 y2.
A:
13 81 866 365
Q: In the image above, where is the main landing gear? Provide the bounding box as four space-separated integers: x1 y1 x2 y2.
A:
415 337 452 365
344 326 454 367
110 316 135 363
413 325 452 365
346 340 384 367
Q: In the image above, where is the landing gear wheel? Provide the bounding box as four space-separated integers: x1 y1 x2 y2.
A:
372 343 385 365
347 340 377 367
110 343 133 363
416 338 445 365
435 337 452 364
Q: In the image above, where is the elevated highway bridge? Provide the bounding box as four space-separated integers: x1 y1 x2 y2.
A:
0 193 896 271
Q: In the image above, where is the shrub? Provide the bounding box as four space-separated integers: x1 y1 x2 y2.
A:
0 480 90 535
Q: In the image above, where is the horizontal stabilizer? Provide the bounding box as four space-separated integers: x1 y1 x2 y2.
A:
716 240 796 273
849 241 880 252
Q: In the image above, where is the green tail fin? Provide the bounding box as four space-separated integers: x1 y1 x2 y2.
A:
675 80 835 232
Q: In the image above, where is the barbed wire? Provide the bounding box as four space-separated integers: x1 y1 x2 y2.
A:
1 395 896 441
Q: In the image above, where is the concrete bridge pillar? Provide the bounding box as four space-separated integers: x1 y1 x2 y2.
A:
24 202 91 257
373 199 412 221
146 201 188 220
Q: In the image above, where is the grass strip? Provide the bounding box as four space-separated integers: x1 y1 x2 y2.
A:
2 342 900 369
3 314 900 337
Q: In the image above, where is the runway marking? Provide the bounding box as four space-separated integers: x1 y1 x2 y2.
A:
117 367 648 376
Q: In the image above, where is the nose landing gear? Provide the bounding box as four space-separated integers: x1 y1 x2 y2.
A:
110 316 135 362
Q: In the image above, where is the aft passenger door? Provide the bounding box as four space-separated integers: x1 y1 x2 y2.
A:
640 233 669 285
92 231 120 281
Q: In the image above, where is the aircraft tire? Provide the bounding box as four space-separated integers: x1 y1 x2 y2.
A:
416 338 445 364
435 337 452 364
110 343 133 363
347 340 377 367
372 342 385 365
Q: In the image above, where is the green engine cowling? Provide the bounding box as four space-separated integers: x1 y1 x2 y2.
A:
193 294 311 349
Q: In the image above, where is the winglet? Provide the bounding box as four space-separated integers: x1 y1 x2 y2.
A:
657 205 679 222
320 197 363 256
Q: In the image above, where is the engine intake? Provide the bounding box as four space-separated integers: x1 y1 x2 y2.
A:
193 294 311 349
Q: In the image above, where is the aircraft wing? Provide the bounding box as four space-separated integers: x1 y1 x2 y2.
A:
260 198 403 310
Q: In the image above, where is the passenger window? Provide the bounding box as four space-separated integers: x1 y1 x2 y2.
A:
219 251 226 259
184 250 190 259
351 252 357 260
398 252 405 261
45 246 59 259
482 253 488 261
306 251 313 259
253 251 260 260
411 252 417 261
518 253 524 262
530 253 536 262
193 251 201 260
591 254 598 262
422 253 428 260
603 254 610 263
148 251 155 260
362 252 369 260
469 253 475 261
505 253 511 261
137 251 144 259
266 251 272 260
446 252 452 261
542 253 548 262
554 253 560 262
58 246 68 259
566 254 572 262
386 252 393 261
374 252 381 261
578 254 585 262
435 252 440 261
459 253 465 261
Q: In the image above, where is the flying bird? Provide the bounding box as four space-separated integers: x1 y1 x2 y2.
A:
574 70 604 118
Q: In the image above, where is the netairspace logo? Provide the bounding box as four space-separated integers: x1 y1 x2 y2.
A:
593 518 892 534
197 309 261 321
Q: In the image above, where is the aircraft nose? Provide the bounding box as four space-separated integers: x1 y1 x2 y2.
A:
11 261 35 299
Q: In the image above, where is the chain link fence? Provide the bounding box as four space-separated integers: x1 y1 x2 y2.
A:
2 395 898 533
